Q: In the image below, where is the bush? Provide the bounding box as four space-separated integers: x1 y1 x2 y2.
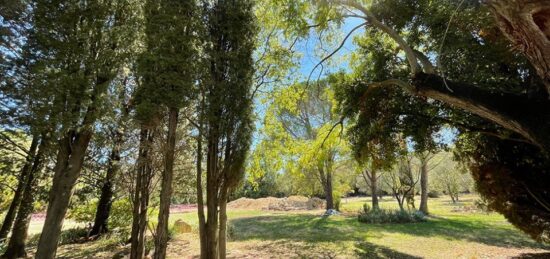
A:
427 191 440 198
358 204 426 224
67 198 133 232
27 227 89 246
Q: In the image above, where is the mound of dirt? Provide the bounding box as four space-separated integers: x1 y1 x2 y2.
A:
228 196 325 211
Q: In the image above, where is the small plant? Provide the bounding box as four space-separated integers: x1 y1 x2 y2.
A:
358 203 426 224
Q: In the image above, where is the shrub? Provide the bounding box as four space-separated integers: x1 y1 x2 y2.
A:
67 197 133 232
358 204 426 224
27 227 89 246
427 191 440 198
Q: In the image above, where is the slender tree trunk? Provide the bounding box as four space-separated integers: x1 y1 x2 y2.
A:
419 157 429 214
205 132 219 259
154 109 179 259
0 136 39 242
90 129 123 237
218 189 228 259
395 192 405 211
324 170 334 211
130 127 155 259
2 136 47 258
370 170 379 210
196 125 207 258
35 131 92 259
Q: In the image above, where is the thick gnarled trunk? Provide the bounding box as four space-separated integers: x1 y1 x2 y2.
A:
486 0 550 94
412 73 550 152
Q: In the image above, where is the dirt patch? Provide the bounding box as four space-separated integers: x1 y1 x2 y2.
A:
228 196 325 211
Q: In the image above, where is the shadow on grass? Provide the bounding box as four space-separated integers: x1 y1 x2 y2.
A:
230 213 549 250
512 252 550 258
355 242 422 259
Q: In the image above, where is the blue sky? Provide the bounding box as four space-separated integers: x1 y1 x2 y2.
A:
252 16 457 147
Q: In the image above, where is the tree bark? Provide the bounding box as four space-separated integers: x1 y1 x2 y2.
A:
2 136 47 258
35 130 92 259
90 129 123 237
0 136 39 242
319 166 334 211
218 189 228 259
154 108 179 259
411 73 550 152
419 156 429 215
130 127 155 259
196 124 207 258
370 170 379 210
486 0 550 95
205 147 219 259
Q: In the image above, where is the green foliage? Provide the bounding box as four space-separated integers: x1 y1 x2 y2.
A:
135 0 198 122
358 204 426 224
251 80 350 201
67 198 133 232
28 228 89 246
468 137 550 243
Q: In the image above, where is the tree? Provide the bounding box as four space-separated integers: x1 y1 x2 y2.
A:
136 0 197 258
260 80 349 211
89 77 132 237
32 1 139 257
384 153 419 211
417 151 435 214
2 133 49 258
195 0 256 258
275 0 550 240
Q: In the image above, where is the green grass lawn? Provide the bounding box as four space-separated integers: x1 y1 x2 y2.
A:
41 194 550 258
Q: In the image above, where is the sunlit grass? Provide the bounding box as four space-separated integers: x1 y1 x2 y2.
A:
31 194 550 258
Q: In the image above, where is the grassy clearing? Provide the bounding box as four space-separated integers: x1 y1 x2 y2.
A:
30 194 550 258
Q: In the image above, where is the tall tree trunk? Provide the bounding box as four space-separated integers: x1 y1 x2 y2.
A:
0 136 39 242
90 129 123 237
370 170 379 210
35 130 92 259
204 132 219 259
419 156 429 214
154 109 179 259
2 136 47 258
218 188 228 259
324 170 334 210
130 127 155 259
196 123 207 258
